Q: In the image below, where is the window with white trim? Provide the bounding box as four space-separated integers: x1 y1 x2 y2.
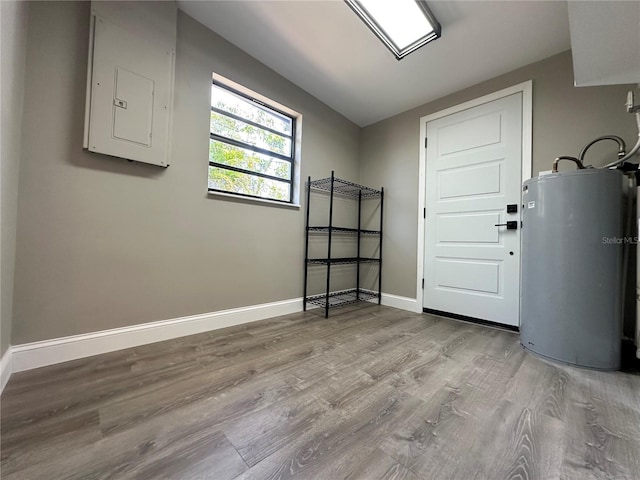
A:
208 77 299 204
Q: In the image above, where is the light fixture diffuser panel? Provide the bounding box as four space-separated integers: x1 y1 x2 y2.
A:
345 0 441 59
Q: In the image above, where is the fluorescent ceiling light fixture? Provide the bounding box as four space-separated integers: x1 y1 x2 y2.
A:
345 0 441 60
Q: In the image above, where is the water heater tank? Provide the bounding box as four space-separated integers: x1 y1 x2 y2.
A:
520 169 624 370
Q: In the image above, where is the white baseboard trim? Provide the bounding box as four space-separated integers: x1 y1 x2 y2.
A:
11 297 304 374
380 293 419 312
7 291 420 376
1 347 13 394
364 292 419 313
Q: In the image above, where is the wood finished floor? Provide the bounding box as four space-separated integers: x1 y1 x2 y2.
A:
2 304 640 480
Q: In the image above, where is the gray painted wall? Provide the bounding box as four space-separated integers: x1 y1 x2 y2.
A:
9 5 638 347
359 50 638 300
1 1 29 357
12 2 360 344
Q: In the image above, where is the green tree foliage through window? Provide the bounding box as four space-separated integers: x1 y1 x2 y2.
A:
208 82 295 202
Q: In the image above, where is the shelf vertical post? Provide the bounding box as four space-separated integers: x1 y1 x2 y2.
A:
356 189 362 300
303 176 311 311
378 187 384 305
325 171 335 318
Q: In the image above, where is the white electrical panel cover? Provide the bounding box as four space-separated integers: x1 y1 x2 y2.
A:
84 12 175 167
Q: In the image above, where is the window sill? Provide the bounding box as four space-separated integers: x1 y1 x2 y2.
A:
207 190 301 210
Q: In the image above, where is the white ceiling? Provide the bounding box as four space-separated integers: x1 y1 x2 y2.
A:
178 0 571 127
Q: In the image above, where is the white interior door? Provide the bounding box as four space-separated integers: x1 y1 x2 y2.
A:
423 93 523 326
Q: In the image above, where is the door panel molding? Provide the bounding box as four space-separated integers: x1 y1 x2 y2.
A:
416 81 532 319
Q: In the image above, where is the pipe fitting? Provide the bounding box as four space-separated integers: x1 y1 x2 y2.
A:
552 156 586 173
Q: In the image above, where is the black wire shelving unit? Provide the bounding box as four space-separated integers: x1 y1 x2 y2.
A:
303 171 384 318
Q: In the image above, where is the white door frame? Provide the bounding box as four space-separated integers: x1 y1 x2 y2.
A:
415 81 533 315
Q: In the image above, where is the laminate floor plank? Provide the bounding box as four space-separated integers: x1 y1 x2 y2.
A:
309 314 437 379
99 340 334 436
573 368 640 439
319 310 426 352
2 304 639 480
560 369 640 480
4 413 247 480
218 379 336 467
0 360 204 458
398 328 499 392
127 305 373 376
0 410 103 476
220 367 391 468
505 354 570 421
463 350 528 396
347 449 420 480
99 363 302 441
482 327 522 361
0 309 414 421
380 383 485 479
1 352 134 401
234 388 422 480
451 399 565 480
294 395 423 480
397 349 487 403
389 347 462 395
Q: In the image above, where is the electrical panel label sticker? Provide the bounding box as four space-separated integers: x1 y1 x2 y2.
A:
528 201 535 209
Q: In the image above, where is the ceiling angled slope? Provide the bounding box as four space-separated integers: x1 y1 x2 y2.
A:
178 1 571 126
